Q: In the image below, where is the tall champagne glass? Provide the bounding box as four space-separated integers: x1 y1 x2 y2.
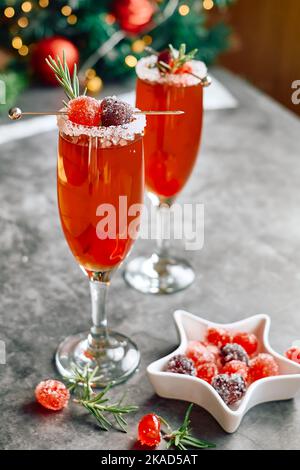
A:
55 108 145 386
124 53 207 294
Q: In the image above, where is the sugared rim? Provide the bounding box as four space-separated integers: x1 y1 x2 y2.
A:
136 55 207 86
57 99 146 146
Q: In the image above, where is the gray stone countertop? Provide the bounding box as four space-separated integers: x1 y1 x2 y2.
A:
0 69 300 450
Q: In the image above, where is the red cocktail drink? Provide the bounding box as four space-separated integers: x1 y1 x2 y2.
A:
58 133 144 272
124 51 208 295
136 77 203 199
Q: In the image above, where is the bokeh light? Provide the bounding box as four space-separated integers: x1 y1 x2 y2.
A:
4 7 15 18
125 55 138 67
178 4 190 16
21 2 33 13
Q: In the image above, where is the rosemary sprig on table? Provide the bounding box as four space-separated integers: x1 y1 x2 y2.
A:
163 404 215 450
67 366 138 432
45 51 85 101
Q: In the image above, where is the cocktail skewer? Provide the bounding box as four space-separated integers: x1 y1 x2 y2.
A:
135 110 184 115
8 107 184 121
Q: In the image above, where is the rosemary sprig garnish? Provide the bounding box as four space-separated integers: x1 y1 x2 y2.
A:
45 51 86 101
155 43 198 74
67 366 138 433
163 404 215 450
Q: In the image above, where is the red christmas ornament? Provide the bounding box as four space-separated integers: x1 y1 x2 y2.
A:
31 36 79 86
114 0 155 34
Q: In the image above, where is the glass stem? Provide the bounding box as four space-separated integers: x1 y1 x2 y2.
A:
156 202 171 258
88 276 110 351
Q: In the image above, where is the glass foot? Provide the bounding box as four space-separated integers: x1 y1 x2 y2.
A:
124 253 195 294
55 330 140 387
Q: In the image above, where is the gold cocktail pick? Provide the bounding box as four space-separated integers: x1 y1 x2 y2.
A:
8 107 184 121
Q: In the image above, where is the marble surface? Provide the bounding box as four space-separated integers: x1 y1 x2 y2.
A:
0 69 300 450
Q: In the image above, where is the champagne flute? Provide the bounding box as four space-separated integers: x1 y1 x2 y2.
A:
124 45 209 294
55 106 145 386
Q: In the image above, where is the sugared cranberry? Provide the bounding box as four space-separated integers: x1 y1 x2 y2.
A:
196 362 218 384
174 63 193 75
35 379 70 411
285 346 300 364
221 360 249 381
205 343 222 367
100 97 133 127
186 341 214 365
206 327 232 348
212 374 246 406
138 413 161 447
157 49 173 67
67 96 101 126
165 354 196 376
248 353 279 384
221 343 249 365
233 332 258 356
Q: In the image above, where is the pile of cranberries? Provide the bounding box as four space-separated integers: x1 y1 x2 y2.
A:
165 326 281 406
66 96 133 127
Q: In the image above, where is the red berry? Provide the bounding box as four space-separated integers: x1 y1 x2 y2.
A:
68 96 101 126
206 327 232 348
196 362 218 384
285 347 300 364
205 343 220 358
100 97 133 127
233 332 258 355
157 49 173 67
221 343 249 365
35 379 70 411
165 354 195 376
138 414 161 447
175 63 193 75
212 374 246 405
248 353 279 384
186 341 214 365
221 360 249 381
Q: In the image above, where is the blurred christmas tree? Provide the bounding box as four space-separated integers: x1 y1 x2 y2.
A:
0 0 234 107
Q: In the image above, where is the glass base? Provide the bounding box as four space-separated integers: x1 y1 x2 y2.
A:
124 253 195 294
55 330 140 387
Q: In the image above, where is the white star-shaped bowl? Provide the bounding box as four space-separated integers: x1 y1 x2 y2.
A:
147 310 300 433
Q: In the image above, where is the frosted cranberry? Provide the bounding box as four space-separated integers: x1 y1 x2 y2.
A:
186 341 214 365
35 379 70 411
212 374 246 406
248 353 279 384
138 414 161 447
206 327 232 348
221 343 249 365
233 332 258 355
285 347 300 364
175 63 193 74
221 360 249 381
157 49 173 67
196 362 218 384
165 354 196 376
100 97 133 126
67 96 101 126
205 343 220 358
